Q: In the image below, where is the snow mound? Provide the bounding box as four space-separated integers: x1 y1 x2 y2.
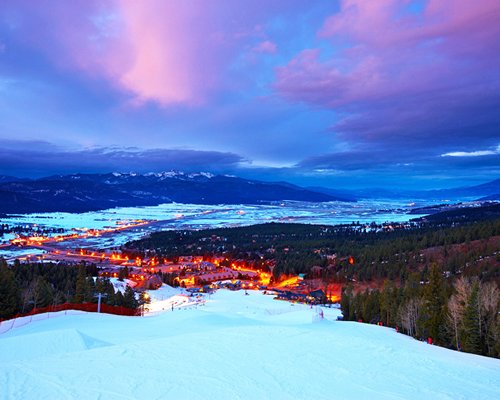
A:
0 329 111 362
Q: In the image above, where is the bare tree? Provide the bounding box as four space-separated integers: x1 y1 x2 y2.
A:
448 295 462 350
399 297 423 337
446 277 472 350
454 277 472 305
479 281 500 355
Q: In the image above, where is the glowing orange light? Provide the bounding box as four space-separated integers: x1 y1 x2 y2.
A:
277 276 300 288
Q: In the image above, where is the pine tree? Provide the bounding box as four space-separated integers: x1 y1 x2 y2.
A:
380 280 397 326
462 282 481 354
32 276 54 308
85 277 96 302
340 285 353 320
118 266 129 282
104 278 116 305
494 315 500 357
114 290 124 306
95 277 105 294
73 266 87 303
0 263 21 319
478 281 500 356
421 264 446 343
123 286 138 309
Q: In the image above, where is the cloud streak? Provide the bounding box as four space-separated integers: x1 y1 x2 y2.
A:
442 146 500 158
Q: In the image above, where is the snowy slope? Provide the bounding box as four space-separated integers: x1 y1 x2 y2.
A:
0 290 499 400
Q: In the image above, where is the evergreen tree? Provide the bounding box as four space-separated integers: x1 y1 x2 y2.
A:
104 279 116 305
0 263 21 319
494 315 500 357
380 280 397 326
85 277 96 302
138 291 151 307
340 285 353 320
118 266 129 282
462 282 481 354
478 281 500 356
32 276 54 308
95 277 106 294
363 289 380 323
114 290 124 306
421 264 446 343
123 286 138 309
73 266 87 303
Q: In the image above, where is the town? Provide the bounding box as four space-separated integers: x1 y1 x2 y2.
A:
1 221 340 306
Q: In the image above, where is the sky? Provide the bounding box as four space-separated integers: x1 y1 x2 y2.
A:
0 0 499 190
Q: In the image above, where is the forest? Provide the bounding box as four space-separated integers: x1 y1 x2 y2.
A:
125 217 499 284
340 266 500 358
0 260 141 320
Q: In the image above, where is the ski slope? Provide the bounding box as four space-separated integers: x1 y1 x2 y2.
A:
1 289 499 400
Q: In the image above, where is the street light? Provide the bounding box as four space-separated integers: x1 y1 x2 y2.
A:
141 292 150 316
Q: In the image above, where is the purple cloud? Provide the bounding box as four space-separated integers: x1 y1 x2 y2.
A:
274 0 500 153
0 140 245 178
252 40 277 54
1 0 315 107
0 1 498 189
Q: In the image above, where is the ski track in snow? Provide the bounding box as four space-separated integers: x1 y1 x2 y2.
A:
1 289 499 400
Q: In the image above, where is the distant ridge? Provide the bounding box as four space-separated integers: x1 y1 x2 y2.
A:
310 178 500 201
0 171 350 214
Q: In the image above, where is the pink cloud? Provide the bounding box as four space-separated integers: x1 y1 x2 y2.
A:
275 0 500 108
90 1 244 106
6 0 302 107
252 40 277 54
112 1 215 105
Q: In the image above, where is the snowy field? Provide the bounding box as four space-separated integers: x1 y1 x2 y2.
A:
0 200 431 252
0 248 46 259
1 289 499 400
0 199 431 233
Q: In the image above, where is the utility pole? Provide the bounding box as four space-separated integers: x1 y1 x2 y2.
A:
97 292 102 313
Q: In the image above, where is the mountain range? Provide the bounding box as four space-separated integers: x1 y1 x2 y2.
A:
309 178 500 201
0 172 348 214
0 172 498 214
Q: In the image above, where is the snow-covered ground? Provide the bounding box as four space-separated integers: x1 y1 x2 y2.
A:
144 284 198 313
108 278 137 292
1 289 499 399
0 232 16 244
0 247 46 260
0 199 431 234
0 200 432 252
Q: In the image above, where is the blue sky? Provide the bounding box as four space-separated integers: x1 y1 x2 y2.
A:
0 0 499 189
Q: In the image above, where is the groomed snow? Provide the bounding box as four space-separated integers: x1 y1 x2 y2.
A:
1 289 499 399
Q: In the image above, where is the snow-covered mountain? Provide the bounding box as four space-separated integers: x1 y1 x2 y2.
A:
0 172 350 213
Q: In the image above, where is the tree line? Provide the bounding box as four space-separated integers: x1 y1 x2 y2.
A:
125 218 499 283
340 265 500 358
0 259 140 320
